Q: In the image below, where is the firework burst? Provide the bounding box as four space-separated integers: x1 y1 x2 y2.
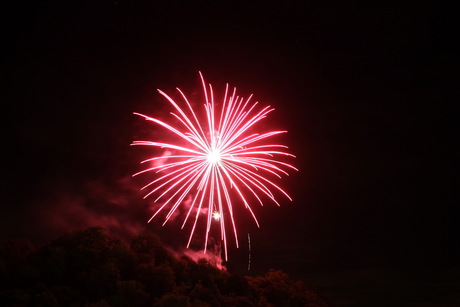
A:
132 73 297 260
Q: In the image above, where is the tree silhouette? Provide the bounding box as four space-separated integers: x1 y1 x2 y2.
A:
0 227 329 306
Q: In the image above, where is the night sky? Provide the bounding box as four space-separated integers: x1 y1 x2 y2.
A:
2 1 458 306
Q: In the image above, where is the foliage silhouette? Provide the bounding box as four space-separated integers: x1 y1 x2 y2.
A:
0 227 329 306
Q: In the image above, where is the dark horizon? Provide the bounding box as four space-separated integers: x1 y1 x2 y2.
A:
2 1 458 306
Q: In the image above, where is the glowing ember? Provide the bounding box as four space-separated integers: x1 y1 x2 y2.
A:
212 211 221 221
132 72 297 260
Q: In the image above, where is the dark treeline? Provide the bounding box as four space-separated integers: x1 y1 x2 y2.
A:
0 227 328 306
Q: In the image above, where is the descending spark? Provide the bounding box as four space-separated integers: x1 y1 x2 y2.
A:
248 233 251 271
212 211 221 221
132 72 297 260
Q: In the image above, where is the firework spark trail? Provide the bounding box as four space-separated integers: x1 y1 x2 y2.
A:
132 72 297 260
248 233 252 271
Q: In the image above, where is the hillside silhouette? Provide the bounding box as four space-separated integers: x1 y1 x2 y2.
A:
0 227 329 306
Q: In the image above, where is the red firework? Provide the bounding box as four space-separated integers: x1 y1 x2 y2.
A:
132 73 297 260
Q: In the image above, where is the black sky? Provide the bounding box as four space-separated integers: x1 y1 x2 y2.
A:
1 1 458 306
